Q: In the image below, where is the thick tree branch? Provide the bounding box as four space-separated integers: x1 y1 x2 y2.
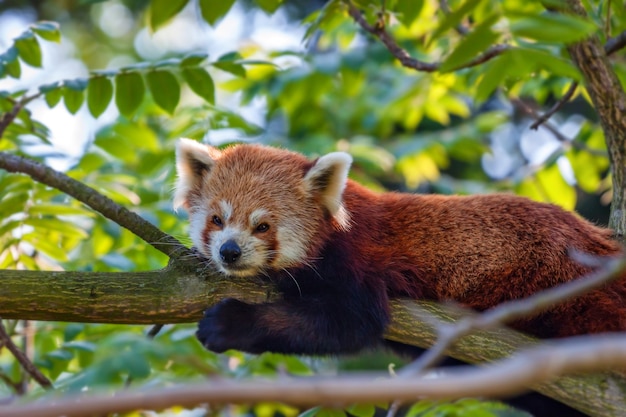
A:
0 152 190 258
1 334 626 417
1 255 626 414
0 320 51 390
398 255 626 376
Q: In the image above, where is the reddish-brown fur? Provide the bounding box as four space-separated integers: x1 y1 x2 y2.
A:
175 140 626 357
340 184 626 337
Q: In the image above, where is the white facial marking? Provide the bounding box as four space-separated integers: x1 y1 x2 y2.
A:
189 206 209 252
249 208 268 227
219 200 233 221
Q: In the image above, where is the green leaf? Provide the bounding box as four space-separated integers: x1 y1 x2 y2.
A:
63 86 85 114
440 14 500 72
509 12 597 43
31 21 61 42
431 0 483 40
87 76 113 118
65 78 88 91
199 0 236 26
254 0 283 13
396 0 424 27
39 81 61 93
115 72 145 117
4 48 22 78
475 52 509 101
15 32 42 68
150 0 189 30
146 70 180 114
509 48 580 79
212 61 246 77
44 88 63 107
346 404 376 417
181 52 209 67
182 67 215 104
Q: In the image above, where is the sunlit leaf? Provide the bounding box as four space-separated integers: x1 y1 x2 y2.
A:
212 61 246 77
254 0 283 13
396 0 424 27
115 72 145 117
150 0 189 30
181 52 209 67
509 12 597 43
87 76 114 118
146 70 180 114
63 86 85 114
199 0 236 26
431 0 483 40
182 67 215 104
44 87 63 107
15 32 42 68
31 21 61 42
440 14 500 72
4 48 22 78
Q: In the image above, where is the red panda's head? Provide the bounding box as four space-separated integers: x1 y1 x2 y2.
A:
174 139 352 277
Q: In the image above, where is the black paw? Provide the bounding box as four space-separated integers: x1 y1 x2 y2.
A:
196 298 256 353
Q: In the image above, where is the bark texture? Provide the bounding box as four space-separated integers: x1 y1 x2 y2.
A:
566 0 626 242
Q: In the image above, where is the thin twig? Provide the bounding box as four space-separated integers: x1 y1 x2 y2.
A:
0 152 190 259
438 0 469 35
531 29 626 130
345 0 509 73
2 334 626 417
0 320 52 390
512 98 608 157
398 255 626 377
0 93 43 140
529 82 578 130
605 29 626 55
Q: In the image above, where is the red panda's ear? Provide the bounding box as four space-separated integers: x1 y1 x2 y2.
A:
173 138 221 210
304 152 352 229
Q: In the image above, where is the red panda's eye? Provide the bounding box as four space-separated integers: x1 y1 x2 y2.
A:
256 223 269 233
212 215 223 227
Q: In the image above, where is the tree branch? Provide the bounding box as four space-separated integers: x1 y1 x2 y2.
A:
398 255 626 376
606 29 626 55
512 98 608 157
0 93 42 140
1 256 626 414
1 334 626 417
0 320 52 391
0 152 190 259
344 0 508 73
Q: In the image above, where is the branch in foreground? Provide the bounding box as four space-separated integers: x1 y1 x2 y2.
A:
0 320 51 390
2 334 626 417
399 255 626 376
0 152 188 259
1 265 624 414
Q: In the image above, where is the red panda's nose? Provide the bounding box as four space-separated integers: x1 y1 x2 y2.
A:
220 240 241 264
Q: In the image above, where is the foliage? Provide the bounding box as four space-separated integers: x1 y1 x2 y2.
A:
0 0 624 415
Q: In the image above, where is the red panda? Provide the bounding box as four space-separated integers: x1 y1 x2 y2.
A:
174 138 626 355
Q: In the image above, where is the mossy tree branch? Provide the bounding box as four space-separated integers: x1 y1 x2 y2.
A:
0 260 625 416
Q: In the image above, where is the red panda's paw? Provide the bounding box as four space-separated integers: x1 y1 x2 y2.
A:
196 298 257 353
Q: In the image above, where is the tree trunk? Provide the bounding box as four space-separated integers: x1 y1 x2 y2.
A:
566 0 626 242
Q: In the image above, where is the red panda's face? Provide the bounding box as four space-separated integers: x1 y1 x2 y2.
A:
174 139 352 277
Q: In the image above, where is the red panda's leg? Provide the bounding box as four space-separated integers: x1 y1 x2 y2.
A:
196 291 389 355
